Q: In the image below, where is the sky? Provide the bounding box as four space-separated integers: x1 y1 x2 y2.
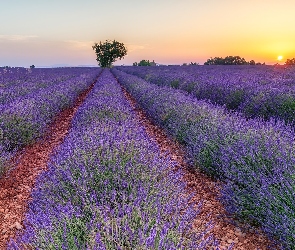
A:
0 0 295 67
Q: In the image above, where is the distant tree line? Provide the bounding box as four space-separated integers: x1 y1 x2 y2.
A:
133 60 156 66
182 62 199 66
204 56 265 65
285 58 295 65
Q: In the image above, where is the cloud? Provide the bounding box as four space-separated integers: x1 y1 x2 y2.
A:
64 41 150 53
0 35 38 41
126 43 150 52
64 40 95 49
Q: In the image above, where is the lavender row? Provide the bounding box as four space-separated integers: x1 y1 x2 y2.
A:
0 67 97 105
116 65 295 126
0 68 101 177
112 68 295 249
9 69 217 249
0 67 95 88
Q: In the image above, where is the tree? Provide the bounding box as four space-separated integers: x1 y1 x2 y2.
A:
183 62 199 66
92 40 127 68
204 56 248 65
138 60 151 66
204 57 224 65
285 58 295 65
133 59 157 66
255 62 265 65
224 56 247 65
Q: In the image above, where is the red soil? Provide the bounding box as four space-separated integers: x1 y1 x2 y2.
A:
0 78 98 249
119 84 280 250
0 70 280 249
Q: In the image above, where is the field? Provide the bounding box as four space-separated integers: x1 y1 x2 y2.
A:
1 65 295 249
0 67 101 175
113 66 295 249
117 65 295 125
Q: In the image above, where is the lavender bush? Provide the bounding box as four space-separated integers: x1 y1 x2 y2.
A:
112 68 295 249
0 68 101 177
9 69 217 249
0 67 96 88
0 67 94 102
116 65 295 126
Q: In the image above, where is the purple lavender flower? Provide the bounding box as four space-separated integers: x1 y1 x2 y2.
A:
1 67 101 176
112 67 294 249
9 69 215 249
116 65 295 126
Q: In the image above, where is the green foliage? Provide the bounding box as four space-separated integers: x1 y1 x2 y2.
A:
138 59 151 66
226 89 245 109
133 59 157 66
183 62 199 66
204 56 248 65
34 216 89 249
180 81 197 94
199 140 222 179
170 80 180 89
285 58 295 65
92 40 127 68
255 62 265 65
204 56 264 65
0 114 39 151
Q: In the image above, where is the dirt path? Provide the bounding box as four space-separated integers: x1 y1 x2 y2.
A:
0 74 100 249
118 82 280 250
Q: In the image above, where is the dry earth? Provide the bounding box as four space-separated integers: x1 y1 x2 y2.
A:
0 77 98 249
0 71 281 249
118 82 280 250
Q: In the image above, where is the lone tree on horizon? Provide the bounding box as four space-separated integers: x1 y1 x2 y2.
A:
92 40 127 68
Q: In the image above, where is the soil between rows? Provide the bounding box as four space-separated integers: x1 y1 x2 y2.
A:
117 78 280 250
0 76 99 249
0 71 279 249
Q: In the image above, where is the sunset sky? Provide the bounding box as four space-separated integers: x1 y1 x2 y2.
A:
1 0 295 67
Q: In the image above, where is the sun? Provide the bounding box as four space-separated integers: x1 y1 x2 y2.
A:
277 55 283 61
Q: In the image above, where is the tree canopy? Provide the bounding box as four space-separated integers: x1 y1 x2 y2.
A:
204 56 264 65
182 62 199 66
133 60 157 66
285 58 295 65
92 40 127 68
204 56 248 65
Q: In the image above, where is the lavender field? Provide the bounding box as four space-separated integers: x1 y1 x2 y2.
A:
0 67 101 176
1 66 294 249
7 69 215 249
116 65 295 126
112 66 295 249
